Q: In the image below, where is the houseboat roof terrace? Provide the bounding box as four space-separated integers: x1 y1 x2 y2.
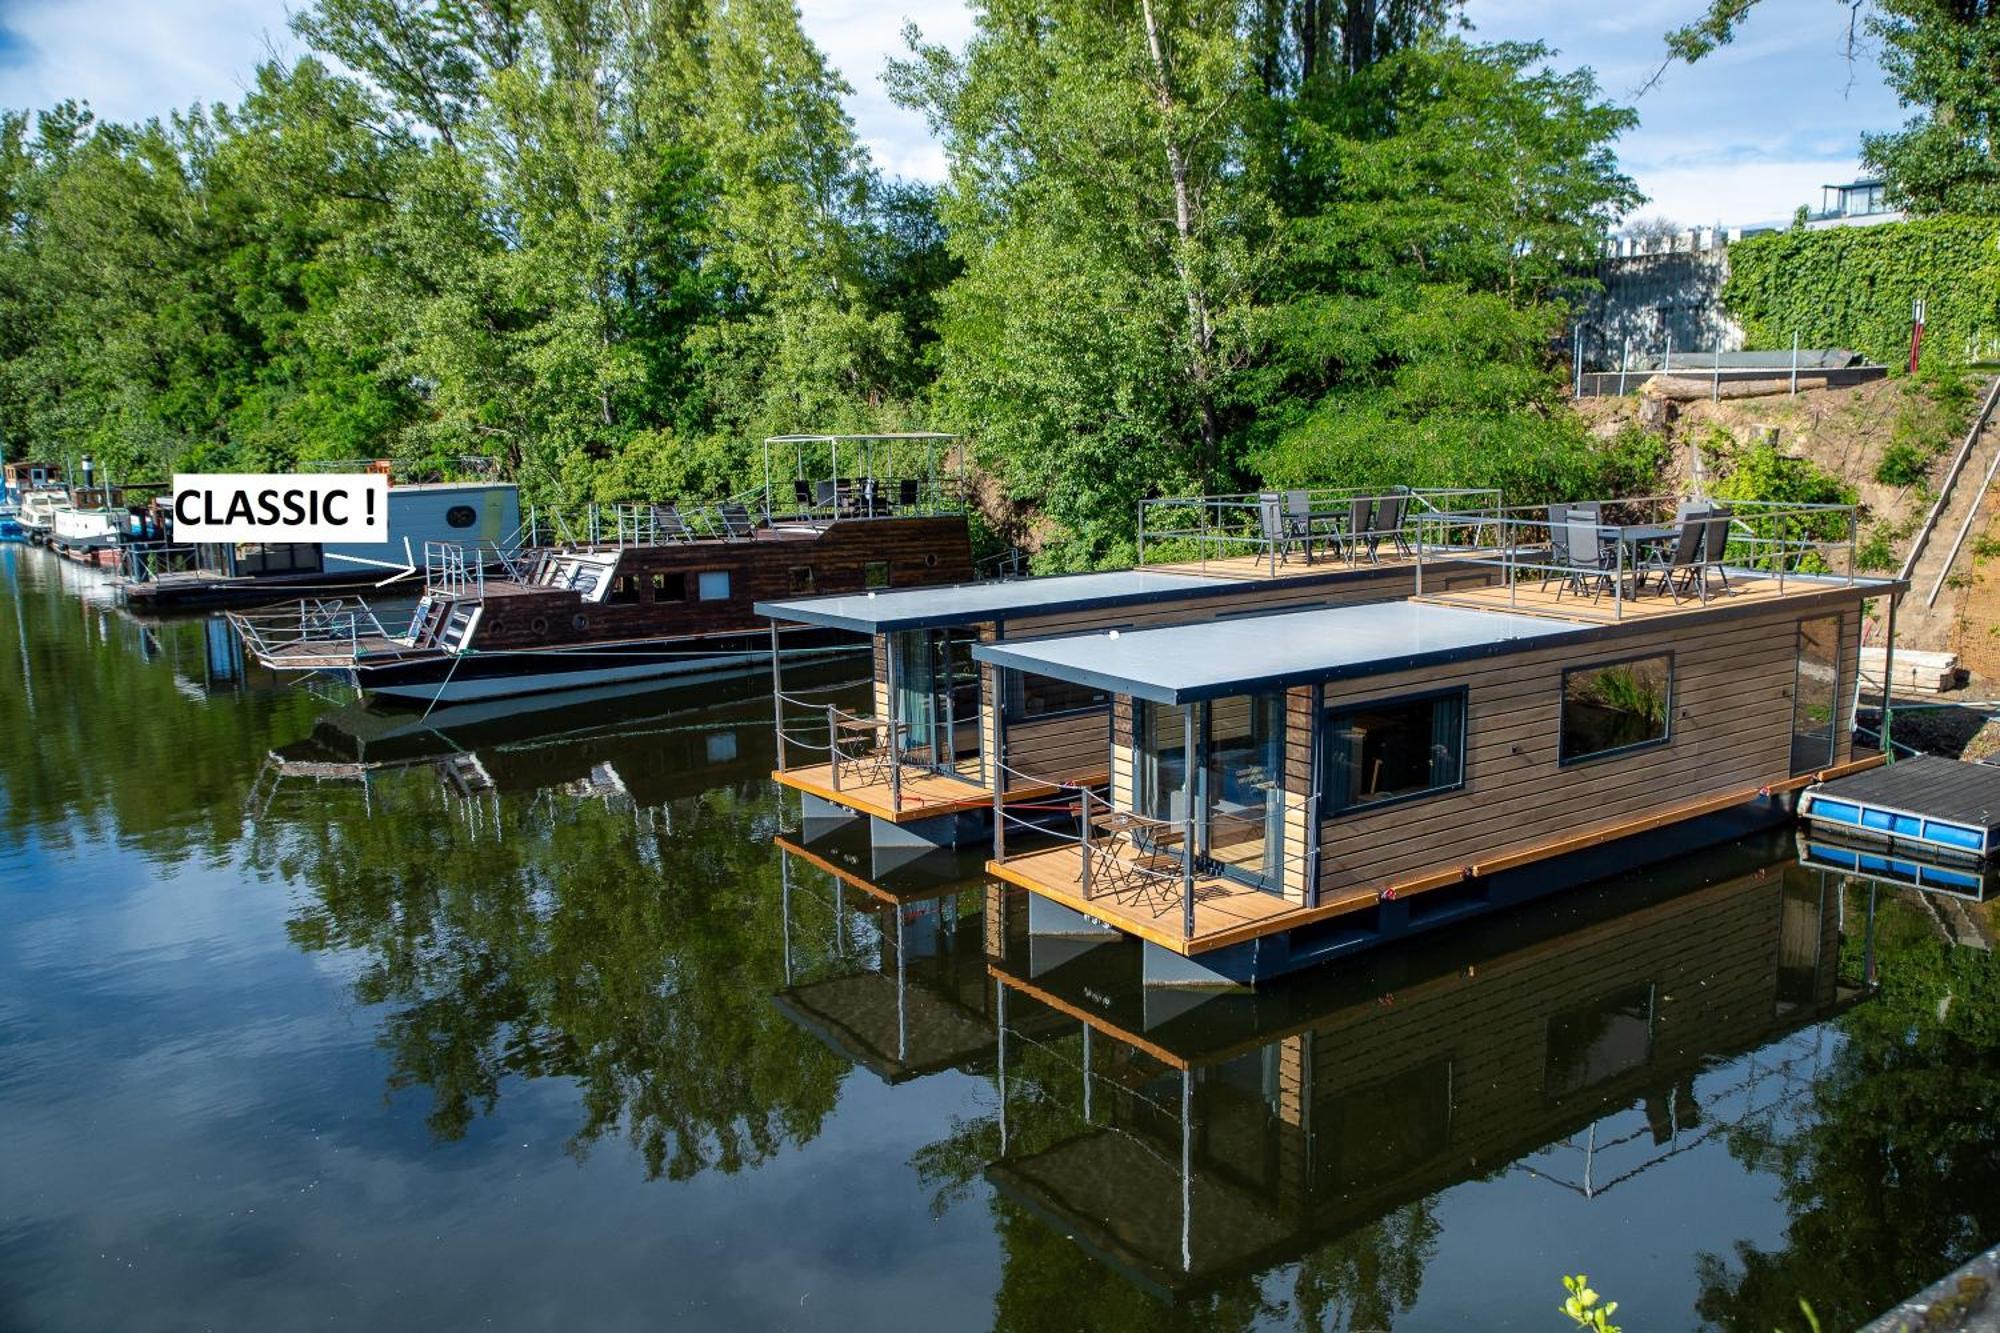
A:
755 568 1241 634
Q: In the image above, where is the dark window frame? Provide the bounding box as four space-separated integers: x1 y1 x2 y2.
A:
1320 684 1469 819
863 560 892 589
1558 651 1676 768
650 571 689 602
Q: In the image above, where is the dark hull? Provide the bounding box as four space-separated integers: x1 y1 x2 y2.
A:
337 624 858 705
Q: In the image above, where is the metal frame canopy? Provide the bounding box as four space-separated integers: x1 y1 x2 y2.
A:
760 432 961 515
970 601 1599 704
754 568 1241 635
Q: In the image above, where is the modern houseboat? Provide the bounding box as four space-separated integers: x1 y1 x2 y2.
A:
969 498 1900 985
977 842 1872 1300
122 477 522 612
759 487 1507 861
229 437 978 704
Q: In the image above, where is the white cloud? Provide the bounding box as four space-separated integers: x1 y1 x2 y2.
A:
795 0 973 182
0 0 295 123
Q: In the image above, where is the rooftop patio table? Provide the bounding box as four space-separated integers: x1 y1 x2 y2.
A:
1302 511 1352 564
1595 522 1679 596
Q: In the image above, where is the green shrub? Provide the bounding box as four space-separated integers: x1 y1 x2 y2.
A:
1876 440 1932 488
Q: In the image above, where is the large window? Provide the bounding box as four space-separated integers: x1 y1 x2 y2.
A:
1004 671 1107 723
1321 689 1466 815
696 570 732 601
1791 616 1841 775
1561 654 1672 764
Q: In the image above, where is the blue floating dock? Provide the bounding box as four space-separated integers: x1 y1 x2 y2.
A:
1799 755 2000 859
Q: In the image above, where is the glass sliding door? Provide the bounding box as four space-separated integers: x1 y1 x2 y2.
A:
1790 616 1841 775
1134 694 1286 894
1205 692 1285 890
891 628 983 782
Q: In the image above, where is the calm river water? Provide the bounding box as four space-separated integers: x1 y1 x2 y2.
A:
1 544 1996 1332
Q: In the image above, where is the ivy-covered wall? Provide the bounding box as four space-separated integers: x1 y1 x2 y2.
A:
1722 217 2000 367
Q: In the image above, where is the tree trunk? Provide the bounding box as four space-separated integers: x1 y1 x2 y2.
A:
1139 0 1222 487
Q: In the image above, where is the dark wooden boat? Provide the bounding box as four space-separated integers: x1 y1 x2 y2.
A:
231 508 975 704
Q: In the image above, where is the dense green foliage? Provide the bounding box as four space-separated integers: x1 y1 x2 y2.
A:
1664 1 2000 216
1 0 1654 564
894 11 1646 566
1721 217 2000 366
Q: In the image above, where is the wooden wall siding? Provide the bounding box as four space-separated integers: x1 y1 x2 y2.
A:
980 663 999 773
478 515 974 649
1836 605 1861 765
1007 711 1111 783
1110 697 1135 810
1282 687 1316 905
873 634 890 723
1314 594 1871 905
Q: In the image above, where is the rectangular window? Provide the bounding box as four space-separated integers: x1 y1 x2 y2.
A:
697 570 731 602
650 572 687 601
607 574 641 605
1004 671 1108 722
864 560 891 589
1791 616 1841 776
1321 689 1466 815
788 565 815 595
1561 654 1672 763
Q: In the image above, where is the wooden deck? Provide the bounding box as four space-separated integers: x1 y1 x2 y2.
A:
1413 572 1831 624
774 759 1106 823
1141 549 1426 582
987 843 1377 955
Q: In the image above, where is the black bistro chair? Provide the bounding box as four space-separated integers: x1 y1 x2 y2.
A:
1556 515 1616 602
1541 502 1573 590
1644 510 1707 602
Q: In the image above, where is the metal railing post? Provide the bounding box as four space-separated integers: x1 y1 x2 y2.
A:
993 734 1008 861
1182 707 1197 941
1847 508 1858 584
1777 515 1788 592
827 705 841 791
1079 786 1093 899
769 624 787 771
1614 538 1624 620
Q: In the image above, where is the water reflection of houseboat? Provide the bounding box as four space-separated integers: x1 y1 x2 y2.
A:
978 840 1876 1300
759 487 1507 854
231 438 976 704
772 836 1008 1085
974 500 1898 983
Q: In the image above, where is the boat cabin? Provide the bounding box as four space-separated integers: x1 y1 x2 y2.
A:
757 487 1510 849
3 461 62 499
973 508 1899 985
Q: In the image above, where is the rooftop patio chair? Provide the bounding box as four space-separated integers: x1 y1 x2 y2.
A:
1541 503 1573 590
1369 490 1412 561
653 503 694 542
814 480 838 511
792 478 815 515
1258 492 1297 566
720 502 758 540
1644 511 1707 602
1556 516 1615 602
898 478 921 510
1348 497 1377 564
1283 489 1324 561
1698 507 1735 596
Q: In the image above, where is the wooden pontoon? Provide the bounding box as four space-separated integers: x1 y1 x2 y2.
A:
758 487 1509 852
974 501 1902 984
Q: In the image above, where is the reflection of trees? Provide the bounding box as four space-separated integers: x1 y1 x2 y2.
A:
912 1021 1437 1331
266 769 846 1181
1696 892 2000 1332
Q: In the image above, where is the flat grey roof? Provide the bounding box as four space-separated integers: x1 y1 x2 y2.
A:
971 600 1597 703
755 569 1242 634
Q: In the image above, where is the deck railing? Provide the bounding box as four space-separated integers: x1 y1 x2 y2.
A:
989 756 1315 943
118 541 202 583
772 686 912 808
227 597 408 661
424 541 482 600
1136 486 1503 574
1411 497 1865 619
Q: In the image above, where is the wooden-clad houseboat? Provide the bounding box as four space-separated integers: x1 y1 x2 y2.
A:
759 487 1508 858
977 842 1872 1300
122 477 522 612
972 498 1901 984
230 438 977 704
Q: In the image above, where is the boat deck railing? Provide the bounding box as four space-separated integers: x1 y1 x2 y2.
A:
424 541 482 600
227 597 413 661
524 480 963 553
119 541 204 583
1136 486 1502 573
1410 497 1866 619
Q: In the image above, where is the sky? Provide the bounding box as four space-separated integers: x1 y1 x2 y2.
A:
0 0 1907 228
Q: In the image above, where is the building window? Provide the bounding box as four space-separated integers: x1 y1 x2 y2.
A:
1561 654 1672 763
865 560 891 589
697 570 731 601
1791 616 1841 775
445 504 477 528
607 574 641 605
789 565 815 595
651 572 687 601
1004 671 1107 722
1321 688 1466 815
